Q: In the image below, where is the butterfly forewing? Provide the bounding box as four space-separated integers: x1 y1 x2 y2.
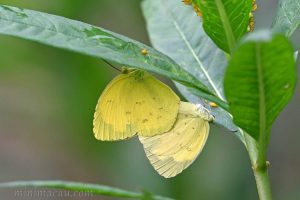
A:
93 70 180 141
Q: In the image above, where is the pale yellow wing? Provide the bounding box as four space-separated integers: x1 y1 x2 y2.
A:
93 70 180 141
139 102 210 178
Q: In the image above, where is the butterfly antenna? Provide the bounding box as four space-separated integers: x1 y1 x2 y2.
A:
102 59 121 72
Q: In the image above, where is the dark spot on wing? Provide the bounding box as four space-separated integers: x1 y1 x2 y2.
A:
143 119 148 123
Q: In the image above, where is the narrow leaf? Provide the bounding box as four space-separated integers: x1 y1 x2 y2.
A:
192 0 252 53
272 0 300 37
142 0 241 138
224 30 297 140
0 181 173 200
0 4 223 104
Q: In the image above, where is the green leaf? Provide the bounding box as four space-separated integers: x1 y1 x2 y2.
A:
224 30 297 140
142 0 243 139
0 4 224 104
192 0 252 53
272 0 300 37
0 180 173 200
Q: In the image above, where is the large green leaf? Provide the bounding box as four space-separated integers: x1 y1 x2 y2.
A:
142 0 241 138
224 30 297 140
192 0 252 53
272 0 300 37
0 180 173 200
0 4 226 106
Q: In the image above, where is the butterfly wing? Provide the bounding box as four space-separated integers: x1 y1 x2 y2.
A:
93 74 135 141
93 70 180 141
139 112 209 178
130 71 180 136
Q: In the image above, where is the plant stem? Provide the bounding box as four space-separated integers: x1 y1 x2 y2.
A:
217 11 272 198
253 168 272 200
244 133 272 200
0 180 173 200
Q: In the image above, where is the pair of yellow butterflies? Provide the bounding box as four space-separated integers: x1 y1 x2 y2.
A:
93 69 214 178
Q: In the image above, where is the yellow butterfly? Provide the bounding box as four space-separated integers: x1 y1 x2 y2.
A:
93 69 180 141
139 101 214 178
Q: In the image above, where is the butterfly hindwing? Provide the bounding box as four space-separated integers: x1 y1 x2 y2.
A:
139 102 211 178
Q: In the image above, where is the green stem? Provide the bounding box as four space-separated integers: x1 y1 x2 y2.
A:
0 181 173 200
253 169 272 200
219 15 272 198
244 133 272 200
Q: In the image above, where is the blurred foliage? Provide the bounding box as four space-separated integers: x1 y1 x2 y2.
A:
0 0 299 200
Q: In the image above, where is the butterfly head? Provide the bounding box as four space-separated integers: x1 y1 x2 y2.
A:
195 103 214 122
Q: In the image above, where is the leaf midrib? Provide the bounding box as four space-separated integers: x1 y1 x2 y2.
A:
255 43 266 140
214 0 236 53
161 1 225 100
282 2 300 36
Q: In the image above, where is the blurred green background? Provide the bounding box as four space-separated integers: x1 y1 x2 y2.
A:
0 0 299 199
